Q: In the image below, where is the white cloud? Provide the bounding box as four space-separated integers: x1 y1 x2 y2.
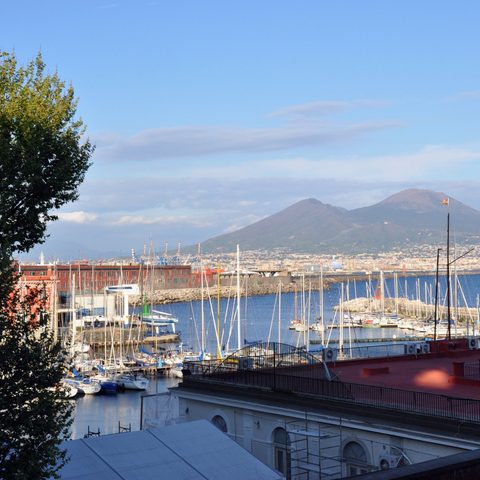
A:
223 214 266 233
268 99 396 119
57 211 98 223
446 89 480 101
220 145 480 182
93 119 402 163
109 215 212 227
268 101 354 118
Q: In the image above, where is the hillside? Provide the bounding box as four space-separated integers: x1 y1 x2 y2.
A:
190 189 480 254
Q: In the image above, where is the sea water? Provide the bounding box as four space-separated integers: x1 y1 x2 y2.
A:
71 273 480 439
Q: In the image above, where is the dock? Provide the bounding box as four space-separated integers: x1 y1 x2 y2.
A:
310 336 424 344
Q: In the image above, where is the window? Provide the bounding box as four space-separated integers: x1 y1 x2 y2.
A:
211 416 227 433
273 428 291 479
344 441 369 476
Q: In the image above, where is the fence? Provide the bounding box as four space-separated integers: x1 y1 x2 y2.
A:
187 365 480 425
464 362 480 380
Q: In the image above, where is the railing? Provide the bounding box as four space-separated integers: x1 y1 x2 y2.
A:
187 366 480 424
339 343 408 359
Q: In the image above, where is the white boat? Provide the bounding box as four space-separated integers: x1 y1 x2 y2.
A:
311 322 324 332
90 374 118 394
170 365 184 379
49 379 79 398
114 373 149 390
362 316 381 329
142 306 179 334
295 323 309 332
65 378 101 395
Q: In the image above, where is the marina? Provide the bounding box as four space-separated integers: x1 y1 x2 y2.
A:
70 272 480 438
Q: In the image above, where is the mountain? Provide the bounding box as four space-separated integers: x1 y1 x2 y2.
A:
191 189 480 254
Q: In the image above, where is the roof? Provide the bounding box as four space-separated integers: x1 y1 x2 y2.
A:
54 420 283 480
328 339 480 399
178 339 480 435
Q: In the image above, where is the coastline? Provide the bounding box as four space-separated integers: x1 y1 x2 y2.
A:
128 270 480 306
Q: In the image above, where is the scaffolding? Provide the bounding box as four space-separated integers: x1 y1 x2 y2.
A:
285 416 343 479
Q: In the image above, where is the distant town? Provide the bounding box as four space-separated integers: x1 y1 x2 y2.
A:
21 242 480 280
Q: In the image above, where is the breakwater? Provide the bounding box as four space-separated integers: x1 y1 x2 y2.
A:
128 270 480 307
129 281 324 306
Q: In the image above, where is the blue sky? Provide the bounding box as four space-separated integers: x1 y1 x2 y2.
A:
3 1 480 261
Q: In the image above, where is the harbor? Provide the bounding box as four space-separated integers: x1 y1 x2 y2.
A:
68 271 480 438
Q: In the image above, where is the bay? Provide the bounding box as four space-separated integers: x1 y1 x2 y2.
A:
71 273 480 439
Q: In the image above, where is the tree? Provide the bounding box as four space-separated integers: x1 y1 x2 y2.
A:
0 278 75 479
0 50 94 256
0 51 94 478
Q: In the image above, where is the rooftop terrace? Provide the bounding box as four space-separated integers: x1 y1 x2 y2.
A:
181 339 480 435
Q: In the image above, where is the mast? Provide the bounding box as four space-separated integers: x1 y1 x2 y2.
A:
434 248 441 340
380 271 384 315
447 212 451 339
236 245 241 351
278 280 282 345
306 282 311 352
339 283 344 350
320 265 325 346
217 262 220 359
201 259 205 354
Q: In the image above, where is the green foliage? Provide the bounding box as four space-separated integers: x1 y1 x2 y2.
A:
0 263 74 479
0 50 94 256
0 51 93 478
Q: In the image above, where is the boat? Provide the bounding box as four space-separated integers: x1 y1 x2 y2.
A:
294 322 309 332
91 365 118 394
170 364 184 379
50 379 79 398
362 316 381 329
141 303 179 334
311 322 324 333
114 372 149 390
65 377 101 395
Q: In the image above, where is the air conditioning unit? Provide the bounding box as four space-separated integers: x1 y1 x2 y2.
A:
467 337 479 350
379 454 401 470
404 343 417 355
322 347 338 362
238 357 253 370
417 343 430 354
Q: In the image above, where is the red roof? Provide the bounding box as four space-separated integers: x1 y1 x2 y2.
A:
328 338 480 400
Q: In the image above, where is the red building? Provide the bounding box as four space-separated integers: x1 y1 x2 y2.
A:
19 262 194 294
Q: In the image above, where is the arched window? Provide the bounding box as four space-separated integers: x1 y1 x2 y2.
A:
343 441 369 476
211 415 227 433
273 428 291 479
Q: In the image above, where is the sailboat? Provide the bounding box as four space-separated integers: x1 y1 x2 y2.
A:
141 301 179 334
